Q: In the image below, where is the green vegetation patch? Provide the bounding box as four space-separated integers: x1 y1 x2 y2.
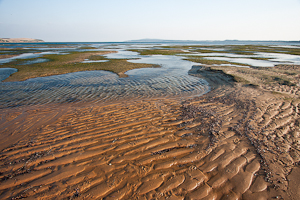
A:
1 51 158 81
78 46 98 50
87 55 108 61
249 57 270 61
160 45 192 49
191 45 275 55
131 45 300 57
0 48 41 55
184 56 249 67
180 44 300 56
258 46 300 56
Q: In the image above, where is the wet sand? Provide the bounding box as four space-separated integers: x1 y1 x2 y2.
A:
0 65 300 199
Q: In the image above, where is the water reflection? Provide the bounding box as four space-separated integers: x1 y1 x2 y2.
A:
19 58 49 65
81 60 108 63
0 52 63 64
0 47 209 108
0 70 209 108
182 52 300 67
3 43 299 108
128 55 198 76
105 50 144 59
256 52 300 64
202 57 279 67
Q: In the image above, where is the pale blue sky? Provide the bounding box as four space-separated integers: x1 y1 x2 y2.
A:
0 0 299 42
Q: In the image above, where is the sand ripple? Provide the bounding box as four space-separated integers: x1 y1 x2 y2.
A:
0 97 273 199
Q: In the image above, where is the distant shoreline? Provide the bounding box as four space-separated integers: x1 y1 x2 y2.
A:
126 38 300 43
0 38 44 43
1 39 299 45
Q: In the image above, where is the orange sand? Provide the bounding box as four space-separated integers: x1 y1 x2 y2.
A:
0 66 299 199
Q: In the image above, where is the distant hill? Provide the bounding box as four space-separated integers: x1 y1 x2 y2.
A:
125 39 300 45
125 39 196 43
0 38 44 43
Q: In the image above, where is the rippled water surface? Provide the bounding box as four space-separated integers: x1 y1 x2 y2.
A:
0 68 18 82
1 42 299 108
0 44 210 108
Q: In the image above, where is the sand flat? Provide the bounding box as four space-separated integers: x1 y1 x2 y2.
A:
0 65 300 199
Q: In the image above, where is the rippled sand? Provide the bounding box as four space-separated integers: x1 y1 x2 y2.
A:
0 66 300 199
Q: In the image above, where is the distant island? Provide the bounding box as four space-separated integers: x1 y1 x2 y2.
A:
125 38 300 45
126 39 202 43
0 38 44 43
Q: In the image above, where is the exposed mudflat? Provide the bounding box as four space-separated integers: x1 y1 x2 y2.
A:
0 65 299 199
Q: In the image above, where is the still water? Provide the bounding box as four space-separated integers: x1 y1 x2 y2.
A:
182 52 300 67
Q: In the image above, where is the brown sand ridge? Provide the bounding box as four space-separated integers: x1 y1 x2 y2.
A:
0 65 300 199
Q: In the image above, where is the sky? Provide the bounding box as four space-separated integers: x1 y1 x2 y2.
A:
0 0 299 42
